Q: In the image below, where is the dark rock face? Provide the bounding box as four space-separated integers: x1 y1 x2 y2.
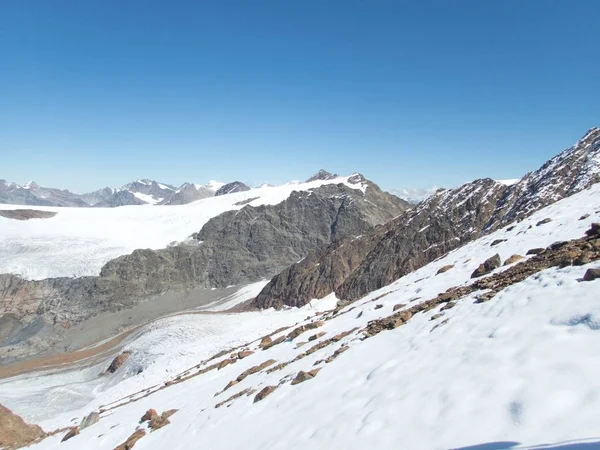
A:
306 169 339 182
160 183 215 205
471 254 501 278
583 268 600 281
254 128 600 308
0 209 56 220
0 180 89 207
92 190 146 207
215 181 250 196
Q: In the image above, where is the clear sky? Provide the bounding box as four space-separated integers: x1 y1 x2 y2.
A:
1 0 598 193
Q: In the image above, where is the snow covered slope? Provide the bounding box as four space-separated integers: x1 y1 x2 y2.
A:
0 175 367 279
1 182 599 450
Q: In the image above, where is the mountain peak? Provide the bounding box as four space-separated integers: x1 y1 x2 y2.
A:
306 169 338 183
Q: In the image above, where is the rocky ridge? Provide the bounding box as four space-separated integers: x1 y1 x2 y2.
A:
254 128 600 308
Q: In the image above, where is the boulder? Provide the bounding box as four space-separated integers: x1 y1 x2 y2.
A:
114 429 146 450
503 254 523 265
61 427 79 442
526 248 545 255
583 268 600 282
80 412 100 430
105 351 131 374
253 386 277 403
536 218 552 226
436 265 454 275
0 403 45 449
471 254 501 278
140 409 158 422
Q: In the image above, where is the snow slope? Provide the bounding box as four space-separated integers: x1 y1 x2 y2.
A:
0 176 365 279
1 183 599 450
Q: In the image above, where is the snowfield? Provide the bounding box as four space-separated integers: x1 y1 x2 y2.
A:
0 184 599 449
0 176 364 280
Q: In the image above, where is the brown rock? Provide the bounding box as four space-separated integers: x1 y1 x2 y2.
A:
61 427 79 442
585 223 600 237
237 350 253 359
392 303 406 311
140 409 158 422
0 403 45 449
259 336 272 349
536 218 552 226
430 313 443 321
471 254 501 278
253 386 277 403
105 351 131 374
236 359 276 382
526 248 545 255
308 331 326 342
490 239 506 246
503 254 523 265
374 304 383 310
223 380 239 391
436 265 454 275
217 358 236 370
583 268 600 281
114 429 146 450
291 370 317 385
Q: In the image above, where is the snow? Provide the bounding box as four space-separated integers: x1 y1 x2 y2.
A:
132 192 161 205
392 185 440 204
206 180 225 191
497 178 521 186
157 183 174 191
0 175 367 280
1 183 599 449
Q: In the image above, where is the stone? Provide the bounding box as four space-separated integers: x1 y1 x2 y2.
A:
526 248 545 255
579 214 590 220
308 332 326 342
503 254 523 265
291 370 317 385
259 336 272 349
140 409 158 422
253 386 277 403
237 350 253 359
490 239 506 246
61 427 79 442
471 254 501 278
536 218 552 226
105 351 131 374
80 412 100 430
392 303 406 311
436 265 454 275
114 429 146 450
217 358 236 370
583 268 600 281
374 304 383 310
585 223 600 237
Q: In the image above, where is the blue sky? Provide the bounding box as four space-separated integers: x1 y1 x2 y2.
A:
1 0 598 193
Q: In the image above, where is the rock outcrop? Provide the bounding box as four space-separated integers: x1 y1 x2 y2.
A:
215 181 250 196
254 128 600 308
0 403 45 449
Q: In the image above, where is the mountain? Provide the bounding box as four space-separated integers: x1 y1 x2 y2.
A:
161 181 224 205
253 127 600 309
215 181 251 196
1 177 599 450
0 173 410 361
0 180 89 207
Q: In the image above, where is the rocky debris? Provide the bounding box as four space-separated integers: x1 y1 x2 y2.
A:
583 268 600 281
430 313 443 321
324 346 349 363
215 181 250 196
234 197 259 206
285 321 325 340
490 239 507 246
61 427 79 442
79 412 100 430
436 265 454 275
114 429 146 450
431 318 450 332
260 335 286 350
0 209 57 221
291 368 321 385
536 218 552 226
474 291 496 303
104 351 131 374
374 304 383 310
215 388 255 408
392 303 406 311
504 254 524 265
308 331 326 342
217 358 236 370
149 410 177 432
0 403 45 449
254 386 277 403
579 214 590 220
471 254 501 278
526 248 545 255
235 360 277 383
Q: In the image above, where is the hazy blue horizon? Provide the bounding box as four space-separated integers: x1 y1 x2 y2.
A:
1 1 598 193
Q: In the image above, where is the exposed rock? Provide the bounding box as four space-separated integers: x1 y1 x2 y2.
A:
237 350 253 359
490 239 507 246
526 248 545 255
392 303 406 311
80 412 100 430
140 409 158 422
306 169 339 182
217 358 236 370
471 254 501 278
536 218 552 226
259 336 272 349
586 223 600 237
215 181 250 196
236 359 276 382
114 429 146 450
579 214 590 220
308 332 326 342
374 304 383 310
0 403 45 449
254 128 600 308
105 352 131 374
504 254 524 265
149 410 177 431
583 268 600 281
253 386 277 403
436 265 454 275
291 370 319 385
61 427 79 442
0 209 57 221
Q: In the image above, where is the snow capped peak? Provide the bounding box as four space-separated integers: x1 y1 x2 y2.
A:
22 181 39 190
306 169 339 183
392 186 440 204
496 178 520 186
206 180 225 191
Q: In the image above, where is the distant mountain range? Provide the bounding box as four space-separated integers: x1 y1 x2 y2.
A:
0 178 228 207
